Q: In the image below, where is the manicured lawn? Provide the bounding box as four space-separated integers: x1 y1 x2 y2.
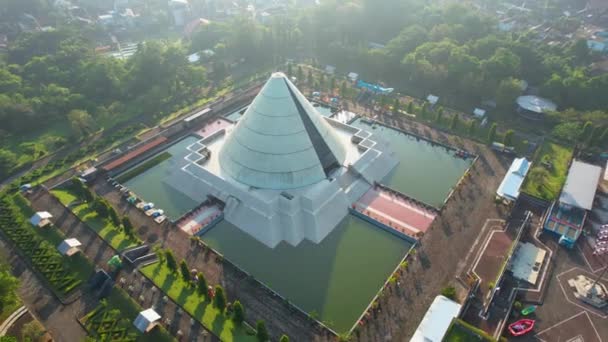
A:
140 262 256 342
81 288 175 342
521 141 573 201
444 319 496 342
51 187 139 251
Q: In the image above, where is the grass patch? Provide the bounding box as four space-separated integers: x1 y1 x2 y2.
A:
0 193 94 296
51 186 139 251
140 262 255 342
116 151 172 183
521 141 573 201
443 318 496 342
81 288 174 342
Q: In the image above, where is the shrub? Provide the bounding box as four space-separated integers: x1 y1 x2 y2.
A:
503 129 515 146
180 259 190 282
279 335 290 342
121 216 133 236
232 300 244 325
487 123 497 144
165 250 177 273
488 281 496 290
108 208 120 227
513 301 522 310
214 285 227 312
441 286 457 300
197 272 207 295
256 320 269 342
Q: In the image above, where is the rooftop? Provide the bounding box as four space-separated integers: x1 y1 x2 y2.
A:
411 295 462 342
559 160 602 210
496 158 531 201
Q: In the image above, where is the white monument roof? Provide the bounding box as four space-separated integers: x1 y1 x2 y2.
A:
219 72 347 190
57 238 82 255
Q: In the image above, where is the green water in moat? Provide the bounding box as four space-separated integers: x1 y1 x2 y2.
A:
202 215 411 333
121 136 200 220
120 117 469 333
351 118 472 207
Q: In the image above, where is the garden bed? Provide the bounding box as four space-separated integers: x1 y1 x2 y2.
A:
140 261 256 342
521 141 573 201
444 319 497 342
51 185 140 251
0 193 93 297
80 288 174 342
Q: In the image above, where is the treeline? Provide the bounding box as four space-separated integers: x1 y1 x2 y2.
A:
187 1 608 133
0 27 205 177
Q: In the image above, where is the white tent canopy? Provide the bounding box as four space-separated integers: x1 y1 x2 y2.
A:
411 295 461 342
426 94 439 106
57 238 82 256
133 308 161 333
347 72 358 82
30 211 52 227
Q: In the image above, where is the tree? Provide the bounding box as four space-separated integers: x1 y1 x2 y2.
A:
256 320 269 342
407 101 413 114
340 81 347 98
330 77 336 91
67 109 95 139
441 286 456 300
468 120 477 136
393 99 400 113
580 121 593 143
503 129 515 146
598 127 608 148
121 216 133 236
487 123 497 143
449 114 459 130
0 336 18 342
496 78 522 109
21 321 45 342
180 259 190 282
93 198 109 217
108 207 120 227
307 70 314 87
197 272 208 295
287 63 293 77
435 107 443 123
0 149 17 178
165 250 177 273
0 263 19 316
279 335 290 342
297 66 303 81
214 285 227 311
232 300 244 325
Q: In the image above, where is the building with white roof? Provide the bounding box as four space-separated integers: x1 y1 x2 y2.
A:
165 72 398 247
133 308 161 333
496 158 531 202
516 95 557 120
30 212 53 227
544 160 602 248
426 94 439 106
57 238 82 256
411 295 462 342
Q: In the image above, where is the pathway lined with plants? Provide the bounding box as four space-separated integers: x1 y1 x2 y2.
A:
28 186 222 341
0 193 92 299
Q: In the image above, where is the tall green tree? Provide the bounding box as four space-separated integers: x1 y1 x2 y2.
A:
121 216 133 236
180 259 190 282
279 335 290 342
0 149 17 178
165 250 177 273
467 120 477 136
256 320 269 342
197 272 208 295
503 129 515 146
488 123 497 144
449 114 459 130
214 285 227 311
108 208 120 227
232 300 244 325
